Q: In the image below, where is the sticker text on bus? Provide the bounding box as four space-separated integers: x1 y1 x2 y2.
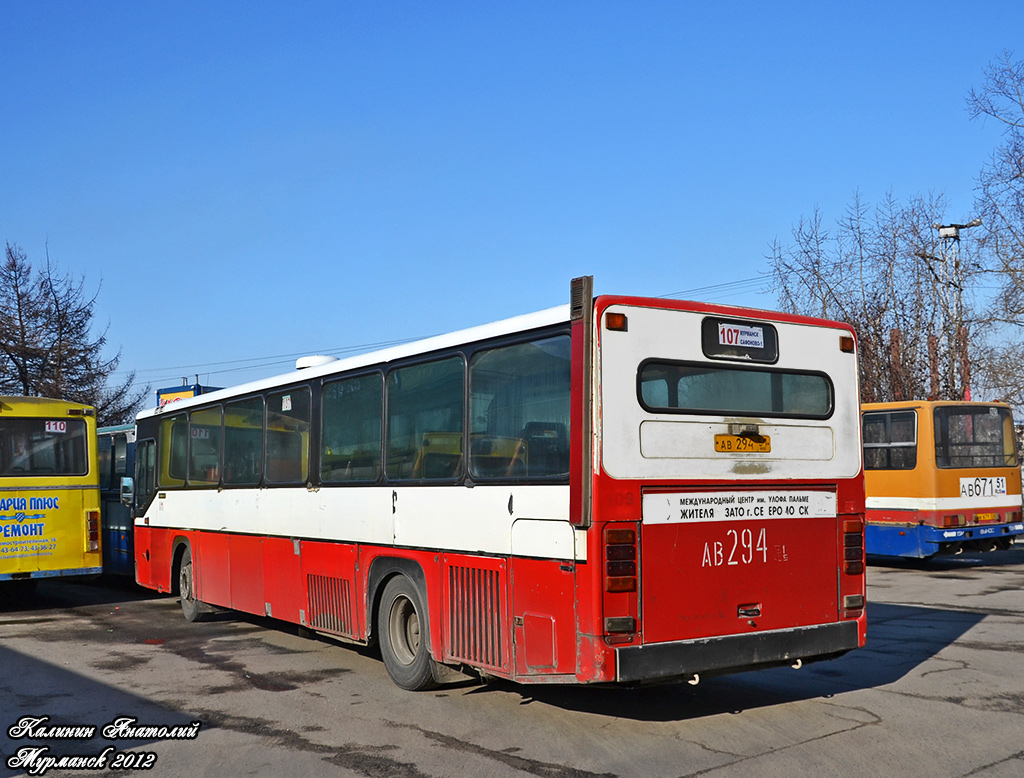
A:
641 490 837 525
0 496 59 512
718 323 765 349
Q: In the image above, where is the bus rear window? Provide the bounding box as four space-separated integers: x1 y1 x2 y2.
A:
638 361 833 419
934 405 1017 468
0 418 89 476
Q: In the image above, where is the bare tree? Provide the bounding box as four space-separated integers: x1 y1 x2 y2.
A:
965 51 1024 406
969 51 1024 291
770 53 1024 407
769 192 982 403
0 242 147 425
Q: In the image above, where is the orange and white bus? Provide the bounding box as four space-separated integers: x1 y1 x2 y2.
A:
1 396 101 588
126 278 866 689
863 400 1024 558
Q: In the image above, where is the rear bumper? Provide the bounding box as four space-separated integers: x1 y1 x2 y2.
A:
616 620 860 683
1 566 102 581
866 521 1024 558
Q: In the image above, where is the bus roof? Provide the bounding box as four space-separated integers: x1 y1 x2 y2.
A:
0 396 96 414
862 399 1012 411
139 304 571 420
98 423 136 434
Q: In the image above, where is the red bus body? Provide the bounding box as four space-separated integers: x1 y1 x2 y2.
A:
132 282 865 687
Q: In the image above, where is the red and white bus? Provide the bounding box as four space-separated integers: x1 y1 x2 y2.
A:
127 278 866 689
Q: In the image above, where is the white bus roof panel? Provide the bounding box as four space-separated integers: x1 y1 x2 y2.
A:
139 304 570 420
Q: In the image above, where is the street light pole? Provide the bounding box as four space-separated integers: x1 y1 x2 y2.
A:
932 218 981 400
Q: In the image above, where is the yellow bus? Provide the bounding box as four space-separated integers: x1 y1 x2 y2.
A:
0 396 102 587
863 400 1024 557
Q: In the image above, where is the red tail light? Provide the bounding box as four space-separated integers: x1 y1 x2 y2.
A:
605 528 637 592
86 510 100 552
843 519 863 575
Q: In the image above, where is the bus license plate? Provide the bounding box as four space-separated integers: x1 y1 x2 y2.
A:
975 512 997 523
714 434 771 453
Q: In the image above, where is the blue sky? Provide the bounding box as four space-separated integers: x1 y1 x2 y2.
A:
1 2 1020 401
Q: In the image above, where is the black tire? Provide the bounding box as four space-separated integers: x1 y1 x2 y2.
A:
178 550 207 623
377 575 439 691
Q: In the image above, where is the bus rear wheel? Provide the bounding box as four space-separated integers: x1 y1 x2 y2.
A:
378 576 439 691
178 550 208 623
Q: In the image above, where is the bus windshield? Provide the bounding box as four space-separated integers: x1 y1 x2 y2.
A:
0 417 89 476
933 405 1017 468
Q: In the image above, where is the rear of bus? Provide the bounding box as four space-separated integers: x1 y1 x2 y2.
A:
583 297 865 683
863 400 1024 558
0 397 101 585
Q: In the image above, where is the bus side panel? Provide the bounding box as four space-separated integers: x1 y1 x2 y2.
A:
195 531 231 609
300 540 361 639
263 536 305 625
864 520 931 558
509 556 577 678
440 552 511 675
229 534 265 614
133 524 175 593
134 524 154 589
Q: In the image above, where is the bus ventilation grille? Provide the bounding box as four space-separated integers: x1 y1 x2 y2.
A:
447 565 504 669
306 574 353 637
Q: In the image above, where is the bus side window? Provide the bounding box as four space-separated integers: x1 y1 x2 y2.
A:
113 434 128 476
134 439 156 502
98 435 113 490
322 373 382 483
224 396 264 485
162 415 187 486
469 335 570 480
1004 413 1018 466
863 411 917 470
188 406 223 485
266 387 310 483
387 356 464 481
